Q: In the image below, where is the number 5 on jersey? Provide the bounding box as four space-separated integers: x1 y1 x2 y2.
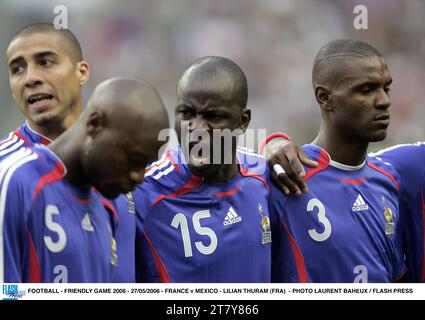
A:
44 205 67 252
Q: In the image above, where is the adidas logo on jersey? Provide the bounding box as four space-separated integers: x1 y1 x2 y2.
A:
352 194 369 212
81 213 94 232
223 207 242 226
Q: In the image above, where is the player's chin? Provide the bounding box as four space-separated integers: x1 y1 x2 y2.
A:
33 112 61 127
368 129 388 142
188 162 212 177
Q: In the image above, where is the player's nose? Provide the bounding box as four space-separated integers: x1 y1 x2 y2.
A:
375 89 391 109
189 116 209 132
24 64 43 88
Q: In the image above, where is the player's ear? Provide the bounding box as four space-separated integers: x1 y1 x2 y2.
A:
239 108 251 133
315 85 333 112
86 111 104 137
76 61 90 85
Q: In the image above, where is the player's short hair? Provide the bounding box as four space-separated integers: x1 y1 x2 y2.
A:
180 56 248 109
312 39 382 88
11 23 83 63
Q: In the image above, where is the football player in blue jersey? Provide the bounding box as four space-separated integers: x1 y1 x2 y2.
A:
133 56 272 282
266 39 406 282
369 144 425 282
262 43 425 282
269 140 425 283
1 24 141 282
4 23 89 144
0 77 168 282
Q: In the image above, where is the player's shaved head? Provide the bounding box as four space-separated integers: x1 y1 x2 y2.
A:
86 77 169 138
178 56 248 108
9 23 83 63
55 77 169 198
312 39 382 88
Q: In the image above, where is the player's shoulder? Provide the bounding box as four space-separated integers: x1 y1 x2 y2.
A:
237 146 268 175
366 153 401 190
135 147 191 208
369 142 425 169
143 147 191 187
1 144 65 193
0 146 42 199
300 144 329 162
370 141 425 155
0 129 30 158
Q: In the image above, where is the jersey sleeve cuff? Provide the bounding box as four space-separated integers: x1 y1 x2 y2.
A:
259 132 292 155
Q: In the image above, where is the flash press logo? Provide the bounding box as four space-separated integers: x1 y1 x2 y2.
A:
2 284 26 300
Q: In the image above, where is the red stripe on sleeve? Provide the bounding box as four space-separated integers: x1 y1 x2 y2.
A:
421 190 425 282
212 187 240 197
166 150 182 175
304 149 330 181
26 228 41 282
144 232 171 283
100 198 120 223
281 221 308 283
151 175 202 208
367 162 400 191
240 168 270 192
34 162 66 200
13 130 30 145
39 136 51 146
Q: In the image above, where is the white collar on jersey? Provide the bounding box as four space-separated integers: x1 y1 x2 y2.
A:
313 144 366 171
329 159 365 171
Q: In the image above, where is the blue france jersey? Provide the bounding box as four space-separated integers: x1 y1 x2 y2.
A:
102 194 136 282
1 122 136 283
0 122 52 150
133 146 271 283
371 142 425 282
270 144 406 283
0 144 116 282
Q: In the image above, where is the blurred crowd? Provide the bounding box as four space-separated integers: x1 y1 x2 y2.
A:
1 0 424 149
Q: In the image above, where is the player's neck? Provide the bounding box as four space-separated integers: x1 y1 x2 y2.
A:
49 125 89 190
28 102 83 141
312 128 368 166
191 163 240 184
28 120 64 141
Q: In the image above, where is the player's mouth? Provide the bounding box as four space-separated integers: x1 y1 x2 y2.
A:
27 93 55 113
373 113 390 126
188 141 210 167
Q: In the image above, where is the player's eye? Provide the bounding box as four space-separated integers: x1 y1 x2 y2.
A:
178 109 195 119
40 59 54 67
360 86 373 94
10 65 24 75
209 114 225 122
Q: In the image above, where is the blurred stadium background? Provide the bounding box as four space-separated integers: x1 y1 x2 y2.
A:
0 0 423 150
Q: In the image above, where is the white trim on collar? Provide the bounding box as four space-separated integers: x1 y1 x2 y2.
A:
310 144 365 171
329 159 365 171
25 121 53 143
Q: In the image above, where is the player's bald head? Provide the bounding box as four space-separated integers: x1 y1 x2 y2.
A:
312 39 382 88
177 56 248 108
9 23 83 63
86 77 169 136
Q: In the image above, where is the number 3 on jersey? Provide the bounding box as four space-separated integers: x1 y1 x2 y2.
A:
171 210 218 257
307 198 332 242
